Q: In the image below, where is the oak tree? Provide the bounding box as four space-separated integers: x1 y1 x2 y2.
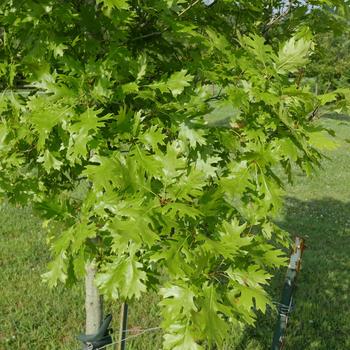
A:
0 1 349 348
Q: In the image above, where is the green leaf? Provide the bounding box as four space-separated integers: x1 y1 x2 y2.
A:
261 246 288 267
240 33 274 65
206 28 231 54
96 0 129 10
193 283 228 345
167 169 206 201
236 284 270 314
275 139 299 162
108 215 158 247
161 202 202 220
82 156 123 191
204 100 241 127
219 219 251 251
37 150 63 172
136 54 147 81
163 323 203 350
139 125 166 151
96 254 147 300
51 43 68 58
317 92 338 105
201 219 251 258
122 81 139 94
195 155 221 179
70 220 97 253
309 130 339 150
41 251 68 288
150 240 185 277
34 198 68 220
155 143 186 179
166 70 194 97
150 70 194 97
276 36 312 73
0 123 8 146
179 123 206 148
27 97 68 149
227 265 271 288
67 108 111 161
160 283 198 320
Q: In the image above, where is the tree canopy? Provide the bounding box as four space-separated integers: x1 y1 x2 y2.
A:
0 1 349 348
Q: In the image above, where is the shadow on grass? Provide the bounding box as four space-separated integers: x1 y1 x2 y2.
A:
321 113 350 122
234 197 350 350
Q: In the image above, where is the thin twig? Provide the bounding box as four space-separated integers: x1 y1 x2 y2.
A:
130 31 163 42
178 0 200 17
263 0 293 35
130 0 202 43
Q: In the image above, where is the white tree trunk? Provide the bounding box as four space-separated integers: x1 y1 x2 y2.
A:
85 262 103 334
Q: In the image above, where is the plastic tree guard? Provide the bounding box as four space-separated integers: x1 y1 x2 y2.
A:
77 314 113 350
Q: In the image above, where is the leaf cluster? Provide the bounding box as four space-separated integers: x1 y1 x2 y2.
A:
1 1 349 348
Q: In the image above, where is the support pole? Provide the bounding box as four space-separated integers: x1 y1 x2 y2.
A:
118 303 128 350
271 236 305 350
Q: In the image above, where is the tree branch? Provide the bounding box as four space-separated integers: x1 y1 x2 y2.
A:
262 0 294 36
178 0 201 17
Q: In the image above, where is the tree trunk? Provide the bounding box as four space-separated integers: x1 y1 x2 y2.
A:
85 261 103 335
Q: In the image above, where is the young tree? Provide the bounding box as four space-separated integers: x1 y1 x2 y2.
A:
0 1 349 348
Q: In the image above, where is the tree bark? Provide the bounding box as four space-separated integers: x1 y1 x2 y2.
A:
85 261 103 335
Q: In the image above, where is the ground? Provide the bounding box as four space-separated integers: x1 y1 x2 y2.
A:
0 114 349 350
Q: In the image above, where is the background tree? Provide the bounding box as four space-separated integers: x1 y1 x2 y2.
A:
0 1 349 349
307 30 350 94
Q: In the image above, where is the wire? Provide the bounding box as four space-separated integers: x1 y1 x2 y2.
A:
98 327 161 350
272 300 294 316
76 326 162 350
120 326 161 334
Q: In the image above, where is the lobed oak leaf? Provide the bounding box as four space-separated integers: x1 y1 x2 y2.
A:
96 255 147 300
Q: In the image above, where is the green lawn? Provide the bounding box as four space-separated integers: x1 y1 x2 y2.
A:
1 114 349 350
238 113 350 350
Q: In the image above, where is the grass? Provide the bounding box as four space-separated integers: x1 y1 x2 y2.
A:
0 205 84 349
1 114 349 349
236 113 350 350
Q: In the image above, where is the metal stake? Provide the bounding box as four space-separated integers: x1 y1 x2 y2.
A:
271 236 305 350
118 303 128 350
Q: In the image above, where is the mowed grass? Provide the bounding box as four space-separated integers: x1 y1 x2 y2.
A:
0 114 349 350
278 114 350 350
235 113 350 350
